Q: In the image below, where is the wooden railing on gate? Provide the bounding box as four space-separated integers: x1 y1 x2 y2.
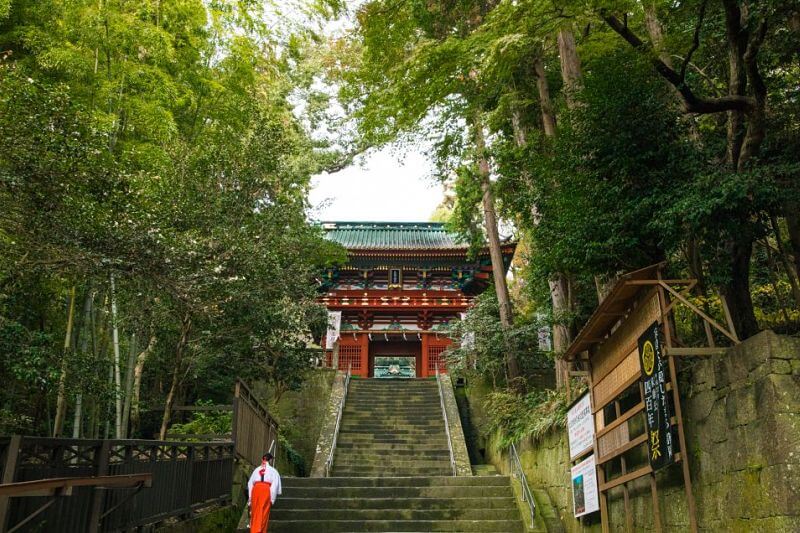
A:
232 380 279 468
0 436 233 532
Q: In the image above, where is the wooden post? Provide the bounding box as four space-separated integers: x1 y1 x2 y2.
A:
718 294 739 342
88 440 111 533
232 382 240 460
657 274 699 533
184 446 195 518
615 400 633 533
0 435 22 531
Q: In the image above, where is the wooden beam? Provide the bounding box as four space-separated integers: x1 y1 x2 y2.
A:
624 279 695 286
597 433 647 466
596 402 644 439
172 405 233 412
658 281 739 343
0 474 153 498
600 464 652 492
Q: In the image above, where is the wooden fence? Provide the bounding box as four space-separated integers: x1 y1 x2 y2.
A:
232 380 279 468
0 436 233 532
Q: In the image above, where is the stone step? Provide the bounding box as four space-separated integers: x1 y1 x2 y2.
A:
333 459 451 469
336 439 449 453
336 437 449 446
269 519 524 532
270 508 523 522
281 486 513 499
331 467 454 477
338 425 446 433
342 409 443 416
345 400 441 406
334 449 451 459
338 428 443 435
274 496 519 510
282 476 514 488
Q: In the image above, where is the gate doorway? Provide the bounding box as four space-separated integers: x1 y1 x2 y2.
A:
368 340 421 377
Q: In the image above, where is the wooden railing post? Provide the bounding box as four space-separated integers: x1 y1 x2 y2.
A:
183 446 195 519
88 440 111 533
0 435 22 531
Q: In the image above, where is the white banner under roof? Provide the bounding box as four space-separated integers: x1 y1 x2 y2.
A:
325 311 342 348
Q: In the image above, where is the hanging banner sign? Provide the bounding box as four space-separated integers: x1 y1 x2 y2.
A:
638 321 675 471
538 326 552 352
325 311 342 348
571 454 600 517
567 393 595 460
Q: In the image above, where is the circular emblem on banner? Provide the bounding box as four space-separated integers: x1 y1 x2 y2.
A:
642 340 655 376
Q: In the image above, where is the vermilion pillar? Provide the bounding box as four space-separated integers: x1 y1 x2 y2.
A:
420 332 430 378
359 333 370 378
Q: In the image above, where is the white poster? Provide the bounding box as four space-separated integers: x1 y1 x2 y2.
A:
571 454 600 517
325 311 342 348
567 393 595 460
538 326 552 351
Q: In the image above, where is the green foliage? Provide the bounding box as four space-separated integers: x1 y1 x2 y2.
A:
528 49 694 276
168 401 233 439
447 290 552 388
482 386 575 449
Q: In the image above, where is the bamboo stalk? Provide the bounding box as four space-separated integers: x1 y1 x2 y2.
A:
53 286 77 437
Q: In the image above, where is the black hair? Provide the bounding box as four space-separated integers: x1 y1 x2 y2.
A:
262 452 274 462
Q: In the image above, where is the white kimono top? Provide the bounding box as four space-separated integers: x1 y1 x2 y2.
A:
247 463 282 505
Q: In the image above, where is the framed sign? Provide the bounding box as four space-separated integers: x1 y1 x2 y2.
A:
638 321 675 471
567 393 595 460
571 454 600 517
389 268 402 288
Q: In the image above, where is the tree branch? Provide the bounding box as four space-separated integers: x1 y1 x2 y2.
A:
680 0 709 83
600 10 755 114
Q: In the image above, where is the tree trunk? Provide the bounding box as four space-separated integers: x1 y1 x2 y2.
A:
109 273 123 439
121 332 137 439
643 2 671 67
474 116 521 382
533 54 557 137
770 215 800 308
722 232 760 339
130 334 157 437
159 315 192 440
72 285 95 438
53 286 77 437
783 204 800 289
557 29 582 104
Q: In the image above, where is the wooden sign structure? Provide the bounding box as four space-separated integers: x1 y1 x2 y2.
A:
563 263 739 533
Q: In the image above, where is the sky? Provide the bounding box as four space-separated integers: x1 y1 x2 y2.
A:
308 145 445 222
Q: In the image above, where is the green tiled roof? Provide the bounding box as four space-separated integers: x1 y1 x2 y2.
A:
322 221 467 250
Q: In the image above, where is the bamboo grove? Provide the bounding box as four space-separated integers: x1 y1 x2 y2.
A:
0 1 344 438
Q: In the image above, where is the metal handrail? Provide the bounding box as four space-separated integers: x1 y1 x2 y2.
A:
435 368 457 476
509 441 536 526
324 364 352 477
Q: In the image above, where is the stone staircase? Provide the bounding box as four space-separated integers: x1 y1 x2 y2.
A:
269 378 525 532
332 378 453 477
270 476 524 532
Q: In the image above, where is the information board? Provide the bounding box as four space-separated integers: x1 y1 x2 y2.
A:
638 321 675 471
571 454 600 517
567 393 595 460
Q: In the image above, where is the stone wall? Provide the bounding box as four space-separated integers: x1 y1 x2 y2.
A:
471 331 800 532
310 370 348 477
439 373 473 476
